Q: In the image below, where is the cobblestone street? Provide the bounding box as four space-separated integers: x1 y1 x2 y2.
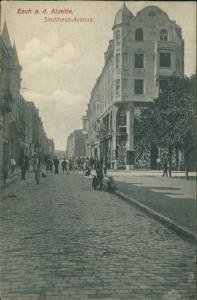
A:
0 171 196 300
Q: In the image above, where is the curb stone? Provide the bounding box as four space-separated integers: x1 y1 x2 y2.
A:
115 189 197 242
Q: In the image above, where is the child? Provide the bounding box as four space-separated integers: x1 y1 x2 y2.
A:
92 176 99 190
106 176 117 193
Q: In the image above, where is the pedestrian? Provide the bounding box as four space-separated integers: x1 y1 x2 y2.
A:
77 157 81 170
85 164 91 176
53 157 60 174
49 159 53 173
96 164 104 190
92 176 99 190
10 157 16 175
20 156 28 180
69 159 72 171
35 165 41 184
106 176 117 193
3 161 9 184
45 157 50 173
162 158 168 177
28 158 34 173
62 158 69 174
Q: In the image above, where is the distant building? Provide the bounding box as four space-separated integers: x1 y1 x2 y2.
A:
82 3 184 170
66 129 86 161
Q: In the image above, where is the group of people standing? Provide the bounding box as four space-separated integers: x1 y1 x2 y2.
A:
76 156 99 171
2 152 170 186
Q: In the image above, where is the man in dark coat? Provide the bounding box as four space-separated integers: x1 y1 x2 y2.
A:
20 156 28 180
53 157 60 174
62 158 69 174
162 158 168 177
96 164 104 190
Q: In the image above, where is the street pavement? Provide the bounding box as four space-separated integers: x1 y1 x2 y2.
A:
91 170 196 236
0 170 196 300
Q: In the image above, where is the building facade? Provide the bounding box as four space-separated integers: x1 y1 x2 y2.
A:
0 22 53 175
66 129 86 161
82 4 184 170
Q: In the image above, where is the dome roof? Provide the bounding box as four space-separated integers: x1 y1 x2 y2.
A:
114 3 134 26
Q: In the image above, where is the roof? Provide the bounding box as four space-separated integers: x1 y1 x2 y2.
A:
114 2 134 27
2 21 12 48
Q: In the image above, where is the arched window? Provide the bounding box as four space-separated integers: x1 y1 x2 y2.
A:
116 29 120 41
135 28 143 41
160 29 168 41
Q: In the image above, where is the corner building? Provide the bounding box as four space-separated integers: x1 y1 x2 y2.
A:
83 4 184 170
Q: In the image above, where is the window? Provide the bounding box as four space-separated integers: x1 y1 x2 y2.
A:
123 53 129 69
160 53 171 67
116 53 120 69
135 79 144 94
159 80 168 93
117 107 126 127
135 28 143 41
116 79 120 96
123 79 128 95
135 54 144 68
160 29 168 41
116 29 120 41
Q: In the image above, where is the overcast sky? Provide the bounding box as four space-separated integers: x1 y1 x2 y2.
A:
1 1 196 150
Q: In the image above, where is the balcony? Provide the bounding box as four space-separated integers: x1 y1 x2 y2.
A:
156 41 175 50
0 89 12 114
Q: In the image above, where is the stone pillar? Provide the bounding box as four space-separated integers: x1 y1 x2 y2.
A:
126 104 134 170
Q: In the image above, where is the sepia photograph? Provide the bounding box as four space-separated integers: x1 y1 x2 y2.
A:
0 1 196 299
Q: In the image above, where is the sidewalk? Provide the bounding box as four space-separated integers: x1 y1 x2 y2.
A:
90 169 196 240
1 167 21 189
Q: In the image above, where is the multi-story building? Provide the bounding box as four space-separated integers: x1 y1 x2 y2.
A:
0 22 53 170
82 3 184 170
1 22 22 165
0 34 11 178
27 101 50 161
66 129 86 161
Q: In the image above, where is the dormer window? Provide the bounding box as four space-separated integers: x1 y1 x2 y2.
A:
135 28 143 41
116 29 120 42
160 29 168 41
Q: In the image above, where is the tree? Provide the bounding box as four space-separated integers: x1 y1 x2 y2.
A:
140 74 196 179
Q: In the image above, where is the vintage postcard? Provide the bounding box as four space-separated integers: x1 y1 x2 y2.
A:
0 1 196 299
